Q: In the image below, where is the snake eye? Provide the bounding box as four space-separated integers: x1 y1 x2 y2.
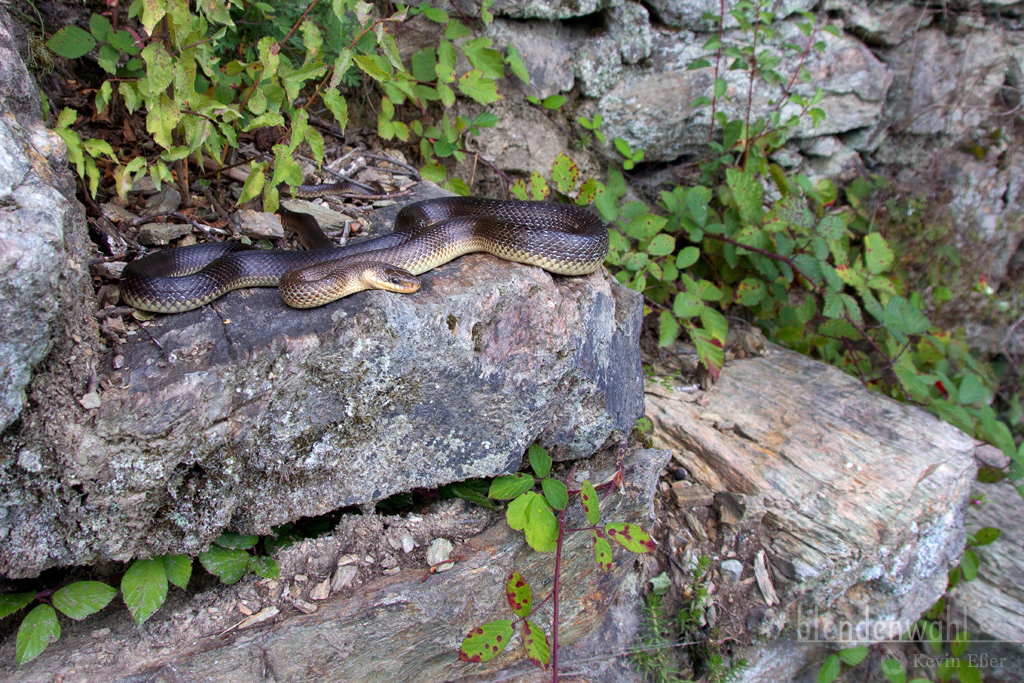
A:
390 277 402 285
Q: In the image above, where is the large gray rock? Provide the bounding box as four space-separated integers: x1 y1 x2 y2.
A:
0 6 94 434
646 338 976 682
0 447 667 683
0 183 644 578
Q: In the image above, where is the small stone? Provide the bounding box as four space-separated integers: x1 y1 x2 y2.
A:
91 261 126 280
144 185 182 214
671 482 714 509
79 392 102 410
294 574 307 582
330 565 358 591
720 559 744 580
291 598 318 614
673 468 687 481
237 209 284 240
91 628 111 639
310 577 331 601
337 554 359 566
100 203 140 223
401 531 416 554
699 412 724 423
238 603 253 616
17 449 42 473
238 606 279 630
975 443 1010 470
426 538 455 572
716 420 735 432
137 222 192 246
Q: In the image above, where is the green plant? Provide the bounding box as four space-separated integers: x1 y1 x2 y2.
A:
0 530 280 666
630 575 693 683
458 443 654 680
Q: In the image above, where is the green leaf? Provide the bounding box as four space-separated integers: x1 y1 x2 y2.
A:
882 296 930 336
505 570 532 618
528 443 551 478
686 186 712 226
0 592 36 619
673 292 705 319
691 327 725 380
726 168 764 224
141 43 174 94
238 161 266 206
90 13 112 41
198 545 251 585
818 654 840 683
542 94 566 110
506 43 529 83
461 37 504 79
592 533 613 571
735 277 766 306
354 54 390 82
458 620 513 663
46 26 96 59
551 152 579 195
541 478 568 510
624 214 667 241
121 558 168 626
701 307 728 343
247 555 279 579
647 233 675 256
960 548 979 581
838 645 869 666
506 491 558 552
445 19 472 40
522 621 551 669
420 162 446 183
957 374 988 405
864 232 894 274
489 473 536 500
676 246 700 269
580 480 600 525
604 523 655 553
659 311 679 347
16 604 60 666
951 630 970 657
52 582 117 620
973 527 1002 546
816 214 845 240
162 555 192 589
458 70 502 105
880 657 907 683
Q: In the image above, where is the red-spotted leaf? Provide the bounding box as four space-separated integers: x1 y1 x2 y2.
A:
576 177 598 205
510 178 529 201
593 532 613 571
551 152 579 195
458 619 513 663
505 571 532 618
522 621 550 669
528 172 550 200
604 523 655 553
580 479 600 525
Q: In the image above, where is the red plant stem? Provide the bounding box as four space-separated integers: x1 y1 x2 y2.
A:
551 505 567 683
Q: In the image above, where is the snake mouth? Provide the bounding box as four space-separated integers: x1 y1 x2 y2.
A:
364 264 421 294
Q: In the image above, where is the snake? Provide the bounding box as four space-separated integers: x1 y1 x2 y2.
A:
120 194 609 313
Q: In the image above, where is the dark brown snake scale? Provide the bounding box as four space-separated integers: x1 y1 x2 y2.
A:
120 196 610 312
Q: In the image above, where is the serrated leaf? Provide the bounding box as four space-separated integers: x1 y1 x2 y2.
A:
882 296 930 336
961 548 979 581
420 162 446 183
505 571 532 618
199 545 251 585
506 43 529 83
726 168 764 224
701 307 728 343
659 311 679 347
461 36 504 79
673 292 704 319
593 533 613 571
691 327 724 380
0 592 36 619
686 186 712 226
864 232 894 274
818 653 840 683
528 443 551 478
162 555 192 589
214 533 259 550
506 492 558 552
676 246 700 269
647 233 675 256
458 69 502 105
957 374 988 405
141 43 174 93
816 214 845 240
458 620 513 663
576 177 597 205
52 582 117 620
735 277 766 306
541 478 568 510
353 54 390 82
951 630 970 657
121 558 168 626
248 555 279 579
624 214 667 241
838 645 869 666
522 621 550 669
528 171 549 200
489 473 536 500
16 604 60 666
604 523 655 553
551 152 579 195
46 25 96 59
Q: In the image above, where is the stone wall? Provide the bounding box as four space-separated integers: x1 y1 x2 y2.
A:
462 0 1024 283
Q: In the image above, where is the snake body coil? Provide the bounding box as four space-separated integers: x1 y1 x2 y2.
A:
121 197 609 312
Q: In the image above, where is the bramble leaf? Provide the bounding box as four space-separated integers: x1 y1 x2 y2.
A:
580 480 600 525
46 26 96 59
52 582 117 620
506 492 558 552
198 545 251 585
528 443 551 478
505 571 532 618
16 604 60 666
604 523 655 553
593 533 613 571
162 555 192 589
522 621 550 669
458 620 513 663
541 478 568 510
121 558 168 626
0 592 35 619
489 473 536 500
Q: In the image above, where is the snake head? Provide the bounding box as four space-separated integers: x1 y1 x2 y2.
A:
364 264 421 294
